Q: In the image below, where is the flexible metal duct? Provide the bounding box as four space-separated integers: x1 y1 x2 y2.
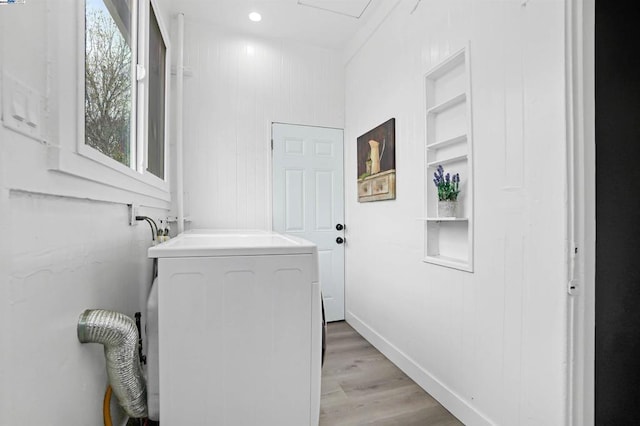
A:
77 309 148 418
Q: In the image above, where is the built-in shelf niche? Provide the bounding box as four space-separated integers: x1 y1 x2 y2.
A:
422 45 474 272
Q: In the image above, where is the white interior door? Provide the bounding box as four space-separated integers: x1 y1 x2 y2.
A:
272 123 345 322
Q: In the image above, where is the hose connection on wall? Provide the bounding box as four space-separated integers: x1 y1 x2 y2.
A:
136 216 158 242
136 216 171 243
77 309 148 419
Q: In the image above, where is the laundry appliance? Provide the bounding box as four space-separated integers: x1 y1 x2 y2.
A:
147 230 322 425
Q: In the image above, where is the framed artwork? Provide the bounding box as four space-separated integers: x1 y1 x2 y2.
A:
357 118 396 202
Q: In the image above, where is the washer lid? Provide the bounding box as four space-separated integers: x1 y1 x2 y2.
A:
148 231 317 258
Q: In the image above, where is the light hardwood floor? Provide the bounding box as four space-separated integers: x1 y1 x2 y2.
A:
320 321 463 426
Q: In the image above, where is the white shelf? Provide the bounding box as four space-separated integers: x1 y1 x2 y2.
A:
423 43 474 273
427 134 467 150
418 217 469 222
427 154 467 168
427 93 466 115
423 254 472 272
425 47 466 80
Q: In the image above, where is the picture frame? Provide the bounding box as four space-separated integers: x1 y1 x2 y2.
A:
357 118 396 202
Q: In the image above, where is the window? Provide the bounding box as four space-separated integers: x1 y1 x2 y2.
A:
83 0 168 182
147 5 166 179
85 0 135 168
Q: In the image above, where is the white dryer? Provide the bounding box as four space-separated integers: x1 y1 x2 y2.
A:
148 230 321 426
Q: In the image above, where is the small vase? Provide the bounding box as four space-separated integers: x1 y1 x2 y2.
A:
438 200 457 218
369 140 381 174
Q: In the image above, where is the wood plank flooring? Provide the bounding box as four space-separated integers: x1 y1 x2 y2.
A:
320 321 463 426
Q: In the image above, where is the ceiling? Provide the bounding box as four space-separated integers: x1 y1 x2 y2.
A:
156 0 382 50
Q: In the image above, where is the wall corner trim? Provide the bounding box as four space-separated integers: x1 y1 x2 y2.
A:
346 311 496 426
341 0 402 66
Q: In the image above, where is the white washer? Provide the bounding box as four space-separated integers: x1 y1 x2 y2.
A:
148 230 321 426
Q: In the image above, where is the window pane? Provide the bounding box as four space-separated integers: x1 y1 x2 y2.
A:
147 6 166 179
85 0 134 167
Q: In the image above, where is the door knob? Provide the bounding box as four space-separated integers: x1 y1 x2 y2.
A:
336 237 344 244
336 224 344 231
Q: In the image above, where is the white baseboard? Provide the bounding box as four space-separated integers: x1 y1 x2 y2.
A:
346 311 495 426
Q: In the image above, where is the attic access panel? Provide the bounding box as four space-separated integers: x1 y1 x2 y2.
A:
297 0 372 18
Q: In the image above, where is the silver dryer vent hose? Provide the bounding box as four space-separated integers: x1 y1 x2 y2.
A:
77 309 148 418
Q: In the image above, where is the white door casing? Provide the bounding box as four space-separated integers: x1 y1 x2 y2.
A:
272 123 345 322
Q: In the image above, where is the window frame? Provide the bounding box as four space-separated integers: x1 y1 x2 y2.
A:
141 0 171 180
73 0 171 195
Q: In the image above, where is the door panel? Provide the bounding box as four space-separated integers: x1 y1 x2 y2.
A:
273 123 345 322
315 171 334 230
285 170 305 232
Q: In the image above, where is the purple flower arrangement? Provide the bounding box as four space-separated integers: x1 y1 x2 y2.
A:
433 165 460 201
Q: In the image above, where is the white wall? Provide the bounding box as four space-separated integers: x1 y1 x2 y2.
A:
0 1 571 424
344 1 568 425
181 19 344 230
0 1 170 423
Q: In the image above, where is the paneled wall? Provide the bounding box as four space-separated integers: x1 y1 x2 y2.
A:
181 19 344 230
343 1 568 425
0 2 169 423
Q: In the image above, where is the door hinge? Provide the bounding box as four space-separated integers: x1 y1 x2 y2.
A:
271 139 273 150
568 279 579 295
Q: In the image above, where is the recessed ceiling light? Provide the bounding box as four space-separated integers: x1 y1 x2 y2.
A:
248 12 262 22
